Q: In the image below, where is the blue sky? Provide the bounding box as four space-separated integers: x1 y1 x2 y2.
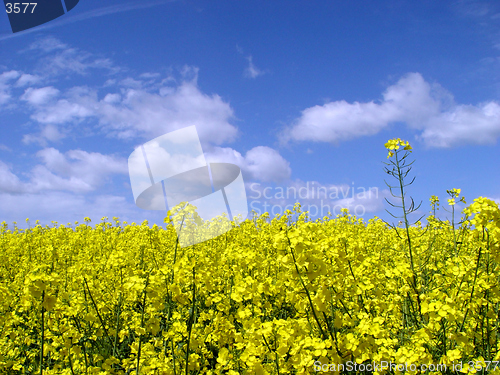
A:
0 0 499 230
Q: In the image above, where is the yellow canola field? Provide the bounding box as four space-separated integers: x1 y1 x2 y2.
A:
0 198 499 375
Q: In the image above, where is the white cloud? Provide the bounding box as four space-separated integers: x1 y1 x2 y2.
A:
28 164 95 193
103 93 121 103
120 77 144 88
12 39 238 151
282 72 500 148
34 148 128 190
0 160 26 194
418 101 500 147
27 36 67 52
15 73 42 87
206 146 291 183
40 124 65 142
26 79 238 145
22 124 66 146
0 191 143 229
33 99 95 124
21 86 60 106
0 145 150 229
45 49 116 76
25 37 119 77
244 146 291 182
244 56 264 79
17 71 290 191
102 82 237 145
0 71 21 81
0 70 21 106
140 72 161 79
0 148 128 195
237 45 266 79
284 100 396 144
180 65 199 83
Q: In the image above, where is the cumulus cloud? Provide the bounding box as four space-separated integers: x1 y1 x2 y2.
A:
21 86 60 106
282 72 500 148
26 80 238 145
418 101 500 147
283 100 395 144
0 160 25 194
0 148 128 195
34 148 128 189
0 146 167 229
244 147 291 182
31 98 95 124
22 124 66 146
14 38 238 147
206 146 291 183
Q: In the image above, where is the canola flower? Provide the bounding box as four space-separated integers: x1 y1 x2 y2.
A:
384 138 412 159
0 141 499 374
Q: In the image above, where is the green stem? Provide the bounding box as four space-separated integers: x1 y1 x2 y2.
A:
262 334 280 375
185 267 196 375
113 293 122 359
83 277 113 348
171 215 185 284
394 151 422 322
459 245 482 332
40 290 45 375
136 272 151 375
395 152 417 289
285 231 327 340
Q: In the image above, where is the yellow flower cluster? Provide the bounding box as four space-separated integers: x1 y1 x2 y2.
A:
0 195 499 374
384 138 412 158
446 188 467 206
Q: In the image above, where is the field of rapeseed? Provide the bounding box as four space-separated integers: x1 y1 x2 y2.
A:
0 139 499 375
